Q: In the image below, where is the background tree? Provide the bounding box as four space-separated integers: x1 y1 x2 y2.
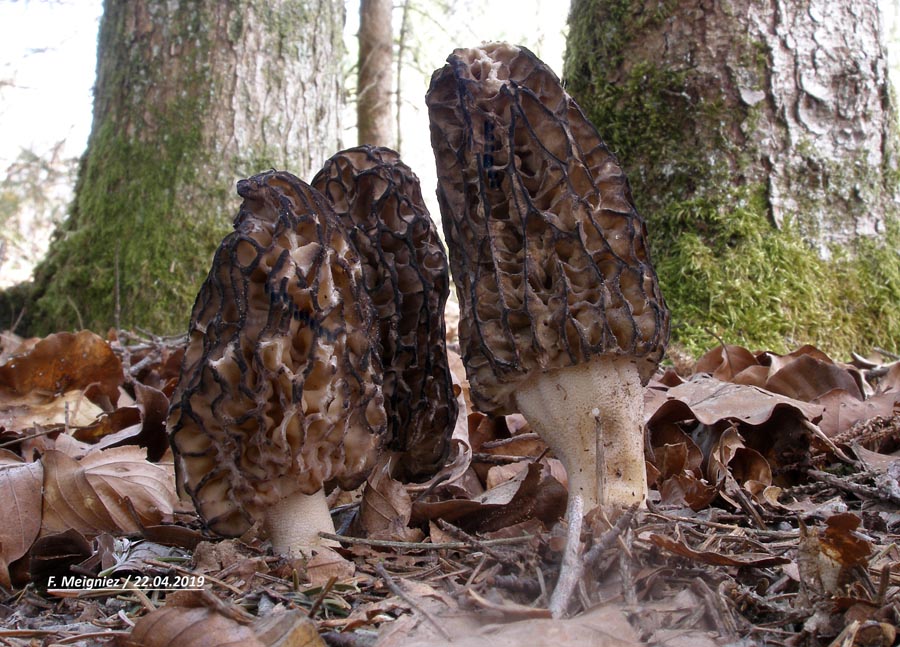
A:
1 0 344 335
358 0 394 146
0 143 76 292
565 0 900 356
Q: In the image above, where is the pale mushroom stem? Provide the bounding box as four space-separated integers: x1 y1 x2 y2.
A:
515 355 648 514
264 490 339 557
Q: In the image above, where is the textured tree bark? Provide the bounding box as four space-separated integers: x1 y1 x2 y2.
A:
4 0 344 334
565 0 898 250
564 0 900 355
358 0 394 146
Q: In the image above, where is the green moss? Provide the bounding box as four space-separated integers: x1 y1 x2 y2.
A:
6 1 232 335
654 184 900 356
655 174 900 358
565 0 750 220
565 0 900 358
25 104 227 335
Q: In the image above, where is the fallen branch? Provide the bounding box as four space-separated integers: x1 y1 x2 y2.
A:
318 532 533 551
548 495 584 618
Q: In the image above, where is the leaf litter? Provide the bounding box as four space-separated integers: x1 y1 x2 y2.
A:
0 329 897 646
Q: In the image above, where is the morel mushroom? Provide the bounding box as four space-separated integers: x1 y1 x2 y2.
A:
426 44 669 513
312 146 457 482
167 170 386 556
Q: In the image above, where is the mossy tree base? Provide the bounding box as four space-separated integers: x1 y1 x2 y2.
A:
564 0 900 357
1 0 344 336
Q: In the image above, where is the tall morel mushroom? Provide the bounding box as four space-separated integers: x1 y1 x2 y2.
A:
426 43 669 513
166 170 386 556
312 146 458 481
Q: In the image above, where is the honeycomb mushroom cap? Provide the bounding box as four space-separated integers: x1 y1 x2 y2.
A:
167 170 387 538
312 146 458 481
426 43 669 416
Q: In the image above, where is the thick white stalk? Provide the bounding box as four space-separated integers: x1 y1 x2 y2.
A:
515 355 647 513
264 489 339 557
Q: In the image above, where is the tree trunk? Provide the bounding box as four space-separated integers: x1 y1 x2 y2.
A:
4 0 344 335
565 0 900 356
358 0 394 146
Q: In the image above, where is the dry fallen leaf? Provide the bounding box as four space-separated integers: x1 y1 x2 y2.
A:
28 528 93 588
125 588 327 647
41 449 117 536
877 362 900 394
651 376 824 428
649 533 790 568
798 513 872 597
650 422 703 479
0 330 34 364
125 605 262 647
694 344 759 381
304 548 356 587
708 426 772 492
814 389 900 438
446 346 470 413
657 473 718 511
0 389 105 432
0 449 43 587
375 597 641 647
355 458 418 542
412 462 566 532
764 352 863 402
636 587 728 646
0 330 123 403
253 609 327 647
40 446 177 538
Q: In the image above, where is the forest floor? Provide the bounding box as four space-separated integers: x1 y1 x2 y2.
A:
0 328 898 647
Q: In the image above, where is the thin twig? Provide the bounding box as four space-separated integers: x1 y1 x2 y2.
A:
127 352 159 377
862 361 900 379
471 453 534 464
436 519 521 566
645 511 799 539
375 563 452 641
808 469 900 506
874 346 900 361
583 504 639 569
0 425 58 449
122 580 157 613
535 563 548 604
480 433 543 449
114 243 121 332
619 533 637 606
52 630 131 645
465 553 488 588
692 577 737 637
318 531 533 550
306 576 337 619
141 559 243 595
876 563 891 605
194 588 256 625
548 494 584 619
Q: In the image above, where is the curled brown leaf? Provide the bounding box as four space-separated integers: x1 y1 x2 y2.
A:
0 330 122 404
40 446 177 538
0 450 43 587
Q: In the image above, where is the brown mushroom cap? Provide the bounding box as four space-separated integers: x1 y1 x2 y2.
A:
311 146 458 481
167 170 387 538
426 43 669 416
